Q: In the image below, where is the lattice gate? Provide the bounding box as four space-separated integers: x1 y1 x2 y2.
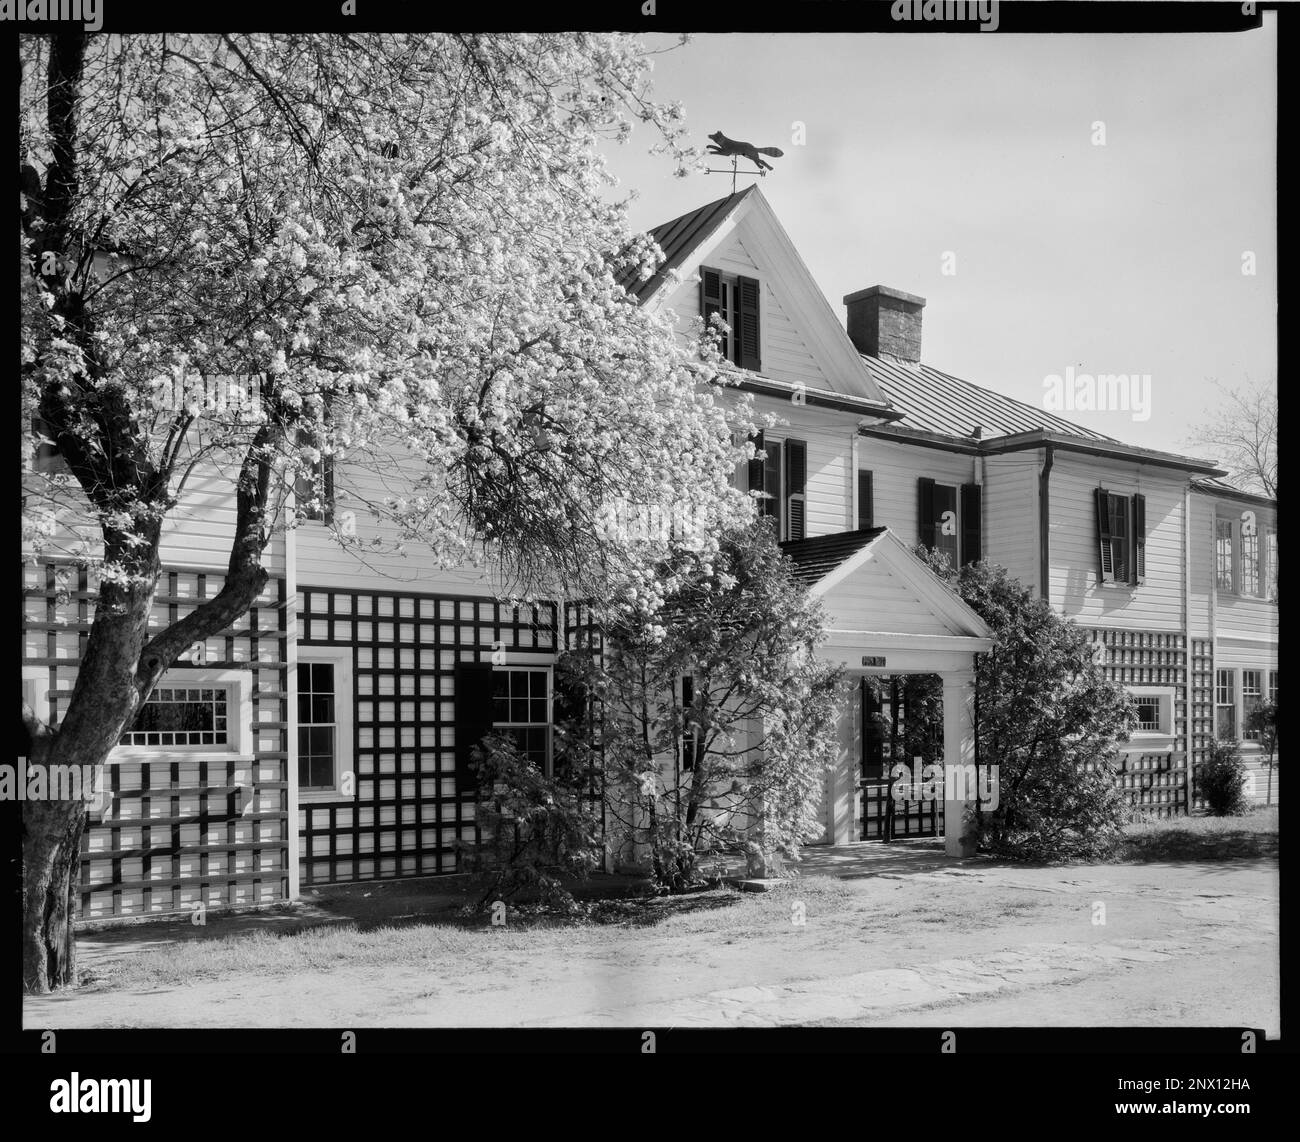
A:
858 675 944 841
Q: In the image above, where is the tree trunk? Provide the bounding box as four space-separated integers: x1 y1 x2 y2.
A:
22 794 87 994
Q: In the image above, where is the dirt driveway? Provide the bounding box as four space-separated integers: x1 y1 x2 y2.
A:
24 846 1279 1033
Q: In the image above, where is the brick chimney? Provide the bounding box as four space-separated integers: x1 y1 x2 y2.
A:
843 285 926 363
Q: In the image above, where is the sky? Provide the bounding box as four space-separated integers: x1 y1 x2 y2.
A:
599 22 1277 461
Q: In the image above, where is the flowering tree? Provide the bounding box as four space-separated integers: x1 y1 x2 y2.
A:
19 31 751 992
563 522 846 890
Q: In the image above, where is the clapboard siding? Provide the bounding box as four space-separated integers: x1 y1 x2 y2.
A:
24 456 286 576
982 451 1040 590
294 442 503 595
1190 492 1279 643
661 231 835 391
1215 637 1278 671
1048 455 1185 631
737 393 854 535
860 438 976 548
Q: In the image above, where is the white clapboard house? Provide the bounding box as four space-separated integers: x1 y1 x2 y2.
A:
22 186 1277 920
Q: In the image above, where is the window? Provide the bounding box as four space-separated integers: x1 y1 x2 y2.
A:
1241 529 1260 597
30 415 62 471
1263 528 1278 600
857 470 874 530
1268 671 1278 704
1094 488 1146 585
700 266 761 371
1124 686 1175 745
1215 518 1235 591
492 668 551 772
123 687 228 748
1135 698 1161 731
1215 669 1235 741
298 663 337 790
917 478 981 569
1217 511 1277 599
115 667 253 760
294 427 335 524
1242 670 1264 741
296 649 354 797
680 675 700 772
748 433 807 541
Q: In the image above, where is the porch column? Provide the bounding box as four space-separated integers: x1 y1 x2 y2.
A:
828 691 858 845
942 669 977 858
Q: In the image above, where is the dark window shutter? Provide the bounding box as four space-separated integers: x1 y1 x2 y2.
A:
700 266 723 329
785 439 807 541
917 477 936 549
681 675 695 771
736 275 762 371
1095 487 1113 582
858 470 874 530
747 430 765 497
1109 494 1128 582
1132 493 1146 584
763 438 783 535
454 662 496 794
960 482 981 565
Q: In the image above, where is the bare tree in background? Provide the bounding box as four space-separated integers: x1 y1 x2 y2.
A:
1187 377 1277 498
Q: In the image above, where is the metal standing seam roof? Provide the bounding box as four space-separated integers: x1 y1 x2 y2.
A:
615 187 754 303
619 191 1131 448
861 354 1120 444
779 527 886 588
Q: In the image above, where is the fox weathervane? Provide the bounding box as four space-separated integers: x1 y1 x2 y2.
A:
706 131 784 193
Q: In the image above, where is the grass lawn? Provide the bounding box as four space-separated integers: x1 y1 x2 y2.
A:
1117 805 1278 862
80 807 1277 996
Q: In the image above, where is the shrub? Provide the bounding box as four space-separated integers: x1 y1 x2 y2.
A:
1197 739 1250 816
914 552 1136 862
456 733 604 911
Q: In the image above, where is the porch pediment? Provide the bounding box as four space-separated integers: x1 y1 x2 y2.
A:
781 528 993 667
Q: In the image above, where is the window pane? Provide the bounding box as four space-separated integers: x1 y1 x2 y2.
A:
311 695 335 723
1216 519 1235 590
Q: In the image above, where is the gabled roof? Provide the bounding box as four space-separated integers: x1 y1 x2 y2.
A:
780 527 886 588
616 188 755 303
862 354 1117 442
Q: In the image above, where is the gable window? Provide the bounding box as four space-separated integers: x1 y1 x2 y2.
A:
1215 669 1235 741
700 266 761 372
748 432 807 541
1093 488 1146 585
917 478 981 569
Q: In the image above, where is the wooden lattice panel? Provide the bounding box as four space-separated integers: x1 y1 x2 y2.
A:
22 563 289 920
297 587 558 886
